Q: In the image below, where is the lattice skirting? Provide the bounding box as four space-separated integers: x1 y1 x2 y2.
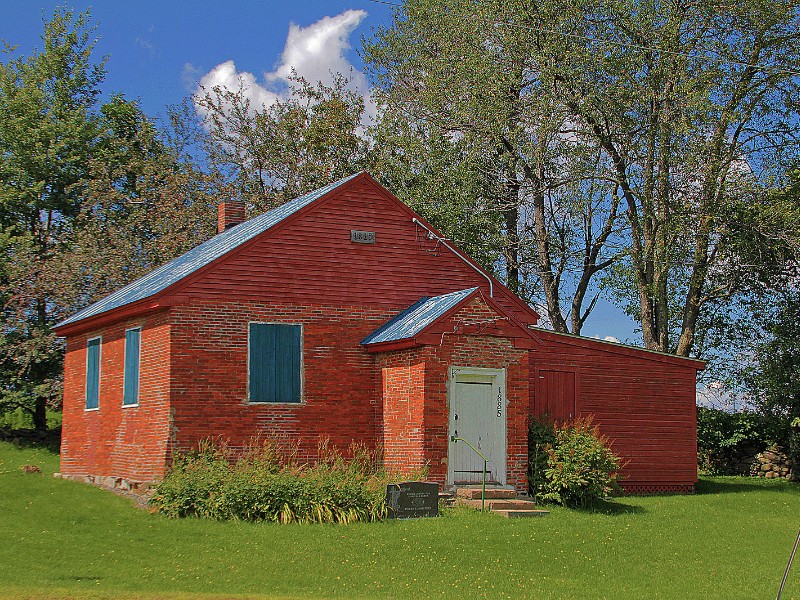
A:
621 483 695 495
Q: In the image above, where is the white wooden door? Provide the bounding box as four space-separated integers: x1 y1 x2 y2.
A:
448 368 506 484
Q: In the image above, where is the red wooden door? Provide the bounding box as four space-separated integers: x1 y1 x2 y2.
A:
536 369 576 423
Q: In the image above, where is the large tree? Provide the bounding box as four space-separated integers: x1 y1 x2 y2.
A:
365 0 626 332
0 11 217 429
0 9 105 428
546 0 800 355
366 0 800 352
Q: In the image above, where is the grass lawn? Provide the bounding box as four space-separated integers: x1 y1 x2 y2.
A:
1 441 799 600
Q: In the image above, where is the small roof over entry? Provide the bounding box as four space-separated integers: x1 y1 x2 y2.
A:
361 287 539 352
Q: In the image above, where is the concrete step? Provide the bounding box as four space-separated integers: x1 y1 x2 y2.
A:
455 487 516 500
438 491 456 507
460 498 538 510
494 509 550 518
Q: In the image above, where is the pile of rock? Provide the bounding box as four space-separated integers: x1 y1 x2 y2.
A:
750 445 794 480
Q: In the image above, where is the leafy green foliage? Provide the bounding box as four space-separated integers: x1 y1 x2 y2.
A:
366 0 800 353
746 292 800 420
790 418 800 481
193 73 368 213
696 406 792 475
0 11 217 428
365 0 625 323
150 439 425 524
527 418 556 503
0 407 60 431
0 8 104 428
529 417 622 508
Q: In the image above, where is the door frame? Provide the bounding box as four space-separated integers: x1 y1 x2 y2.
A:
447 366 507 485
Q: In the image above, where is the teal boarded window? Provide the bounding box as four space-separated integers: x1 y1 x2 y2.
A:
123 328 141 406
85 337 101 410
249 323 302 403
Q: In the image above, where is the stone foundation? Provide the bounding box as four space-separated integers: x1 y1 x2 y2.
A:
54 472 155 504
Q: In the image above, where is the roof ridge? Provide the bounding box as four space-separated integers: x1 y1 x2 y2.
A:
56 173 362 330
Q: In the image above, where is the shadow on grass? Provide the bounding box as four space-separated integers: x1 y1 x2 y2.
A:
0 427 61 453
574 498 647 515
695 477 799 495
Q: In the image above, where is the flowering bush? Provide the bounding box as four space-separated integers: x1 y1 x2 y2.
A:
530 417 622 508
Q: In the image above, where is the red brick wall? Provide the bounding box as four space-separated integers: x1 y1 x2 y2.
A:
60 311 171 482
168 296 531 492
375 296 530 492
427 298 530 492
376 349 428 472
167 300 397 462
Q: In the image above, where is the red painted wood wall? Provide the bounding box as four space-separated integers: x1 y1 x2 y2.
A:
531 331 700 493
168 177 538 327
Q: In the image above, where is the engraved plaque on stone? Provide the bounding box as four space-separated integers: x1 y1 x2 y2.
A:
386 481 439 519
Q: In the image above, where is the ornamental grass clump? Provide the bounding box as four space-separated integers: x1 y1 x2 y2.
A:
529 417 622 508
149 438 425 524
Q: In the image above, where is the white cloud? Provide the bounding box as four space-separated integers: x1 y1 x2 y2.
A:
135 37 156 57
197 60 280 111
603 336 621 344
268 10 368 94
181 63 203 92
194 10 371 119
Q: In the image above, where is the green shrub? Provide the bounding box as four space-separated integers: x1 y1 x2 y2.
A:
0 408 61 431
528 418 556 503
789 418 800 482
148 439 233 518
696 406 792 475
529 417 622 508
149 439 424 524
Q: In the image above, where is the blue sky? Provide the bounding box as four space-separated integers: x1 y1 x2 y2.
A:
1 1 639 342
1 1 393 116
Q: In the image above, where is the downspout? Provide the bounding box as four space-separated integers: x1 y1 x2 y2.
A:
412 218 494 297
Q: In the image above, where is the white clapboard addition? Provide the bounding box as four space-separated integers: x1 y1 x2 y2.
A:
448 367 507 485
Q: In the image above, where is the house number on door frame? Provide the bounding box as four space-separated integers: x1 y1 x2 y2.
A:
496 389 503 417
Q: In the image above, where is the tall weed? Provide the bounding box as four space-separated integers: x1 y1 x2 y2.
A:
150 438 426 523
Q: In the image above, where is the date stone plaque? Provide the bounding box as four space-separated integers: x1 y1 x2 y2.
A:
386 481 439 519
350 230 376 244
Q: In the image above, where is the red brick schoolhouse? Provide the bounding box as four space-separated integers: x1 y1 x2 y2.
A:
54 173 704 493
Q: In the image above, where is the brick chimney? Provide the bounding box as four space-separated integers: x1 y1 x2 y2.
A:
217 201 246 234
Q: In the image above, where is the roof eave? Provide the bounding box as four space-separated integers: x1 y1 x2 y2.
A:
532 328 707 370
53 298 165 337
362 339 421 353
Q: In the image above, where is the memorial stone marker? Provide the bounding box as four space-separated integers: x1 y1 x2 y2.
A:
386 481 439 518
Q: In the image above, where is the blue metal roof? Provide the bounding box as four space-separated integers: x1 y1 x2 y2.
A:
361 288 478 346
57 173 361 328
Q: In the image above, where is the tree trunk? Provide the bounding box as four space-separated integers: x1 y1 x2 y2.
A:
502 184 521 296
530 180 569 332
33 397 47 431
